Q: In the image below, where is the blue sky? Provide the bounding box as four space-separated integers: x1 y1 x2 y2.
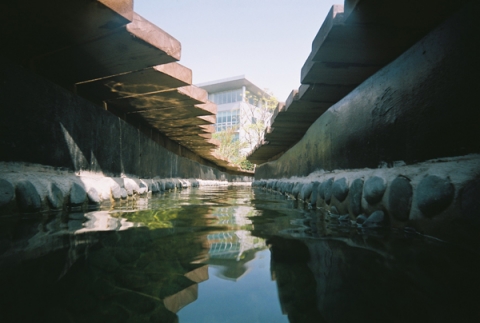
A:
134 0 338 101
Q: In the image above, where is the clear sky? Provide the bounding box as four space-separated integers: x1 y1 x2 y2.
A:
134 0 339 101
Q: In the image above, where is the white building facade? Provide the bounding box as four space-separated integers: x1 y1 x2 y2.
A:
197 76 274 155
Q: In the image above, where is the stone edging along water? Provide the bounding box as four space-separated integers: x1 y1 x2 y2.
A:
253 154 480 238
0 163 250 216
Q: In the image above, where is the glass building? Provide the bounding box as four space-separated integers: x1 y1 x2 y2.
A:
197 76 274 154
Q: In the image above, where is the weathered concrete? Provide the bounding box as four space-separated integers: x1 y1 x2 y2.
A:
255 2 479 178
0 61 251 181
248 0 472 164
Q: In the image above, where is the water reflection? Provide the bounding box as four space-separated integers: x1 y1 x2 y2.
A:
0 186 479 323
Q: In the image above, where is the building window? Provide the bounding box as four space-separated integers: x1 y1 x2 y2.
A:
216 109 240 132
209 89 243 105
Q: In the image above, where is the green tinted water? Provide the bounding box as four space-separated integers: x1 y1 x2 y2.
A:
0 186 479 323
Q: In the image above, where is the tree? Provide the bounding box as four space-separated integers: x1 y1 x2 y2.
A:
240 89 278 153
212 88 278 171
212 128 247 165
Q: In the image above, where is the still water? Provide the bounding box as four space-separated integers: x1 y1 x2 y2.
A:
1 186 479 323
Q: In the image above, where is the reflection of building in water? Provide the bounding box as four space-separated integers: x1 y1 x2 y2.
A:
203 206 266 281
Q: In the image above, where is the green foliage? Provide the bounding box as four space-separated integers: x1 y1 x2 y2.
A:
212 128 248 165
213 88 278 170
240 159 254 171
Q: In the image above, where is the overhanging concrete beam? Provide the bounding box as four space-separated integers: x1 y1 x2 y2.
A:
76 63 192 104
33 13 181 84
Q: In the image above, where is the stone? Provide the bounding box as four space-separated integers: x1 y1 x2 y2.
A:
363 176 386 204
87 187 101 204
362 210 388 228
318 178 334 203
338 214 351 222
165 181 175 191
388 176 412 221
356 214 368 225
324 178 334 204
292 182 304 198
460 179 480 222
416 175 454 217
16 180 42 212
111 184 122 200
120 188 128 199
48 183 64 209
70 182 87 206
332 177 349 202
266 181 273 189
272 181 278 190
285 182 294 194
0 179 14 207
349 178 364 215
139 181 148 190
299 182 314 201
157 180 166 191
124 178 139 195
309 182 321 206
330 205 339 215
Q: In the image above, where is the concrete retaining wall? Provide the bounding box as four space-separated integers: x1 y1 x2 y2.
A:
0 60 251 182
256 2 480 179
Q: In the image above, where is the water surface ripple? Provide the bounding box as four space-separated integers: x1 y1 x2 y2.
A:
0 186 478 323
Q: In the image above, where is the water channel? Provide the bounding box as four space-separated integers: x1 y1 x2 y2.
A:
1 186 479 323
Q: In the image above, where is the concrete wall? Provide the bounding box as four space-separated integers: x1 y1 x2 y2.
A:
256 2 479 179
0 60 248 181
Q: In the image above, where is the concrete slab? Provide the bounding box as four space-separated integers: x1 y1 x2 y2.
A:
249 0 472 165
76 63 192 104
34 13 181 84
108 85 207 113
2 0 133 63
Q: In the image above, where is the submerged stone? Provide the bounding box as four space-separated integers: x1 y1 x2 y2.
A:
48 182 64 209
364 176 386 204
16 180 42 212
388 176 412 221
349 178 364 215
416 175 454 217
356 214 368 225
70 182 86 206
338 214 351 223
362 210 388 228
332 177 349 202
